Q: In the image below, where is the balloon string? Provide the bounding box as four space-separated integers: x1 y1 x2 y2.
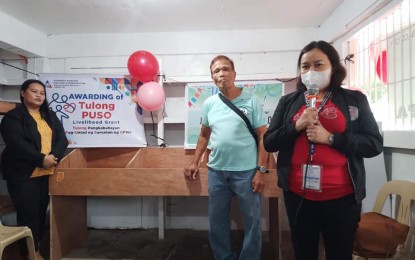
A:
150 111 168 147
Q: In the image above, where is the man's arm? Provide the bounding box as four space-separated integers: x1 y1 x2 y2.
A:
184 124 211 180
252 125 268 193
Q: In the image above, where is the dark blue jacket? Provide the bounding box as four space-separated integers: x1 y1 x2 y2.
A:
263 86 383 203
1 104 68 184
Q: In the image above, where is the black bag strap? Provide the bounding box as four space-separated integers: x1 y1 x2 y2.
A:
218 93 258 146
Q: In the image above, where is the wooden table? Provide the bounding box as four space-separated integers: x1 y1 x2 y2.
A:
49 147 282 260
0 101 16 115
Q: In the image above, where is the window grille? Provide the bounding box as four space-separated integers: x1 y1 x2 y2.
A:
346 0 415 130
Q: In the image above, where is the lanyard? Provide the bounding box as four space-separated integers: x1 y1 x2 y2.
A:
305 91 332 112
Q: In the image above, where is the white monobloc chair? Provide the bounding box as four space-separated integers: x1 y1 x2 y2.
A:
353 180 415 260
0 194 36 260
0 219 36 260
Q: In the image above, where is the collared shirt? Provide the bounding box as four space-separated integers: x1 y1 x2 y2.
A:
202 87 265 171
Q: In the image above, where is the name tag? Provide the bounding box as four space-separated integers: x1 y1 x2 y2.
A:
301 164 323 192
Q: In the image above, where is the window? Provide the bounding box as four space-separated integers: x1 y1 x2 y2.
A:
347 0 415 131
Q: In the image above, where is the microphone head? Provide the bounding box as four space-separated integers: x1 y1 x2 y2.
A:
306 84 318 108
307 84 319 96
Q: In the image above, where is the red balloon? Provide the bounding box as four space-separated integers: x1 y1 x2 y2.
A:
127 50 159 83
376 50 387 85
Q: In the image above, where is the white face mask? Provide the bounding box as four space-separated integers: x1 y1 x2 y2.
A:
301 68 332 90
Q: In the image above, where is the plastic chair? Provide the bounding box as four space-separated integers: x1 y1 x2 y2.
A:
0 219 36 260
353 180 415 260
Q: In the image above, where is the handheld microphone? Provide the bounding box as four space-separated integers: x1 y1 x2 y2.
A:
306 84 319 159
306 84 319 108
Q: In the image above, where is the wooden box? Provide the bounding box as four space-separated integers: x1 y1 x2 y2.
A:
49 147 281 259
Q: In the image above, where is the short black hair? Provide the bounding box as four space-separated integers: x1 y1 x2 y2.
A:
296 41 346 90
210 55 235 74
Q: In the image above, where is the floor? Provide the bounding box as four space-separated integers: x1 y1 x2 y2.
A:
3 228 327 260
64 229 276 260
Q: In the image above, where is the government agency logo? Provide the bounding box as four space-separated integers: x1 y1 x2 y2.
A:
45 80 52 88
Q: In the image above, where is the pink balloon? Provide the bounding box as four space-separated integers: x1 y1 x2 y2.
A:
136 82 165 111
127 50 159 83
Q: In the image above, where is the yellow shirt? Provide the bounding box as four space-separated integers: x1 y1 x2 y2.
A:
29 111 54 177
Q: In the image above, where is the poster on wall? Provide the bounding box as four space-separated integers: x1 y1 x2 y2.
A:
185 81 283 148
38 74 147 148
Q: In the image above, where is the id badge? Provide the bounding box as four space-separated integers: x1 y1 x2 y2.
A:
301 164 322 192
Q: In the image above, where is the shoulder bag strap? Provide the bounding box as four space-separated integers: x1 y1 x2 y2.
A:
218 93 258 146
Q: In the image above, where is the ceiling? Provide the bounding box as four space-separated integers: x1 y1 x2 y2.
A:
0 0 345 35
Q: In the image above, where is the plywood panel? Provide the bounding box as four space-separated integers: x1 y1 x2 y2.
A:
185 149 277 169
50 196 87 260
141 147 192 168
86 148 139 168
269 198 280 258
58 149 87 168
49 168 280 197
50 168 209 196
125 149 145 168
53 148 281 197
0 101 16 114
0 195 14 214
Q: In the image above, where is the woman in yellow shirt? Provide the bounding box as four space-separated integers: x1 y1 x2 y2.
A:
1 79 68 260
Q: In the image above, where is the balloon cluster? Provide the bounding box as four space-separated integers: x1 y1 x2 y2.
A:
127 51 164 111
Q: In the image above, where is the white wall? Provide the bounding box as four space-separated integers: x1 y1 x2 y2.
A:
0 10 46 57
44 28 318 83
319 0 384 41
